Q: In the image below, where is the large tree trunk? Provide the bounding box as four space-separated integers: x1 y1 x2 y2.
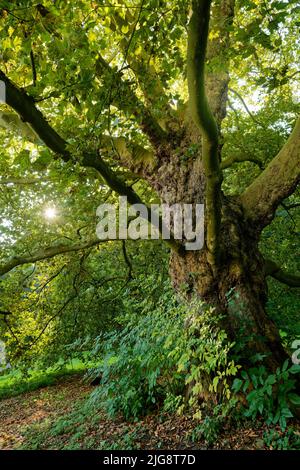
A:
168 194 288 372
147 99 289 374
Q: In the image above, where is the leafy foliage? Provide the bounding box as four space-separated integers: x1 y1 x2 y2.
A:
87 280 239 419
233 361 300 430
263 427 300 450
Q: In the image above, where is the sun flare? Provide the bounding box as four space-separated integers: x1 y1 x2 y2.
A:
44 207 57 220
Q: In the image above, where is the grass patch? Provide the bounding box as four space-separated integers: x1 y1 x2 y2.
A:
0 358 96 399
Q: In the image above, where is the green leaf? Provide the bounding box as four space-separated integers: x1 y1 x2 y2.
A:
281 407 293 419
121 25 129 34
14 150 31 171
282 359 289 372
289 364 300 375
289 394 300 406
33 150 52 169
232 378 243 393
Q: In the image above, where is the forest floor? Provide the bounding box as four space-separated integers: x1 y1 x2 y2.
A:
0 374 297 450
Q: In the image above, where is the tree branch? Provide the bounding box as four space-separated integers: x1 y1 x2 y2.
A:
221 154 264 170
0 69 141 202
99 135 156 177
0 239 104 277
281 202 300 210
205 1 235 121
0 69 183 253
122 240 133 280
30 49 37 87
187 0 222 266
228 88 266 128
110 7 178 131
265 259 300 288
241 116 300 228
0 70 70 157
95 55 167 147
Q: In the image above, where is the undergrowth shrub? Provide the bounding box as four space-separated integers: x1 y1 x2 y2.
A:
190 400 238 446
87 279 239 419
233 360 300 430
263 427 300 450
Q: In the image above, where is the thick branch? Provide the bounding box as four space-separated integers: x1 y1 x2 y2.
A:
187 0 222 266
0 69 143 203
99 135 156 177
241 116 300 228
0 71 70 157
0 239 103 277
221 154 264 170
265 259 300 288
111 9 179 132
205 0 235 126
95 56 167 147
